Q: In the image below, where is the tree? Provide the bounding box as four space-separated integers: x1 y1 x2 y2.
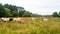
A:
52 12 58 17
4 4 9 8
12 10 18 17
18 11 25 17
4 4 17 11
0 3 41 17
22 11 31 17
0 3 6 17
4 8 12 17
4 4 19 17
58 12 60 17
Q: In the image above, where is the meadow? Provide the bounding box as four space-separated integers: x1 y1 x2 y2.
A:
0 17 60 34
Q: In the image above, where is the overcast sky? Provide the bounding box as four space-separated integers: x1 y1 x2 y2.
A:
0 0 60 15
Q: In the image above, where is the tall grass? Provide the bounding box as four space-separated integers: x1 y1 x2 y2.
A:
0 17 60 34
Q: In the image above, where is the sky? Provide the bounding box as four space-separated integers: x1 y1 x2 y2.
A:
0 0 60 15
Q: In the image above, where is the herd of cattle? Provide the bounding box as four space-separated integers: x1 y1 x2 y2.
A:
0 17 48 22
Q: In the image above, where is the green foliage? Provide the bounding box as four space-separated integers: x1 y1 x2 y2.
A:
4 4 18 17
0 3 41 17
52 12 60 17
22 11 31 17
0 3 6 17
0 3 23 17
4 8 12 17
4 4 17 11
58 12 60 17
19 10 25 17
52 12 58 17
12 10 18 17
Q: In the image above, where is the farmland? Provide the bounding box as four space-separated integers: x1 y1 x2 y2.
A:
0 17 60 34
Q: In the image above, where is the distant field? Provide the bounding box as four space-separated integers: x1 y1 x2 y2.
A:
0 17 60 34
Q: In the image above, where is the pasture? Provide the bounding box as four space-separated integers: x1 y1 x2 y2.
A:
0 17 60 34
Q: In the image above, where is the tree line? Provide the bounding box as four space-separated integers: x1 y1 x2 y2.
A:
52 12 60 17
0 3 40 17
0 3 60 17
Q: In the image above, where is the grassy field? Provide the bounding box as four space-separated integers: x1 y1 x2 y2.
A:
0 17 60 34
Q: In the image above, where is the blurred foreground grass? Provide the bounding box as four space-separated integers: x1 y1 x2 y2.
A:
0 17 60 34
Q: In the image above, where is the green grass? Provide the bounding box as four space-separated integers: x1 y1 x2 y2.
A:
0 17 60 34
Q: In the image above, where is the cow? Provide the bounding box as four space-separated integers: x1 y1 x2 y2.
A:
13 18 25 24
43 18 48 22
0 17 13 22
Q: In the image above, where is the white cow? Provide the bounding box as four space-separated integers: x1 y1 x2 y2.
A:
13 18 25 23
32 18 35 20
1 17 10 21
13 18 21 21
43 18 48 21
